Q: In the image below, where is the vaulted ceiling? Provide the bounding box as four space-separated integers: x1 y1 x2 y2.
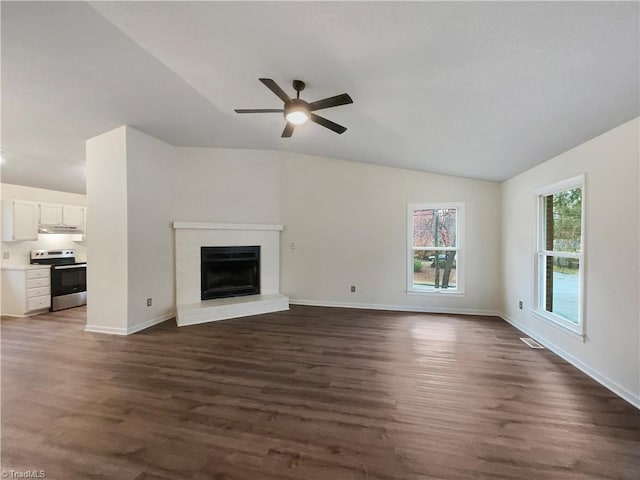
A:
2 1 638 194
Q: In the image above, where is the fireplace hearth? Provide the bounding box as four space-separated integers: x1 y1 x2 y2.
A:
201 246 260 300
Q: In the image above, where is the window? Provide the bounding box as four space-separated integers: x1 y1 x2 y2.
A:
407 203 464 294
535 176 584 335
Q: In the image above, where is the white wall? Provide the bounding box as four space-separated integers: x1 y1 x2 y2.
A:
0 183 87 265
85 126 129 333
144 142 501 315
501 118 639 406
172 148 282 225
280 153 502 313
125 127 178 331
155 145 502 314
1 183 86 205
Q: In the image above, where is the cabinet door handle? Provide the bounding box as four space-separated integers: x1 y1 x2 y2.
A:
54 264 86 270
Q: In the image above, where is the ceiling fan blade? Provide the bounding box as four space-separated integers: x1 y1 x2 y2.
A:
308 93 353 112
309 113 347 134
259 78 291 104
281 123 295 138
234 109 284 113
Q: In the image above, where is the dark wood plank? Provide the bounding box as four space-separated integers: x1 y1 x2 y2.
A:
2 306 638 479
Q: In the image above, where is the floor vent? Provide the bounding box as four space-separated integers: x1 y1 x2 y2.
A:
520 337 544 349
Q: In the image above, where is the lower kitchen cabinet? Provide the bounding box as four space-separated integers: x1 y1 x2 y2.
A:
1 266 51 317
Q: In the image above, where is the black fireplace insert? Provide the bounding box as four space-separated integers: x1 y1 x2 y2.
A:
200 246 260 300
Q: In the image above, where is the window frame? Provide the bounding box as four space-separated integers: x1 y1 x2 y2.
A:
407 202 465 296
534 175 586 336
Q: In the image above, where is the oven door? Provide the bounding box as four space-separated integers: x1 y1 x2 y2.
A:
51 264 87 297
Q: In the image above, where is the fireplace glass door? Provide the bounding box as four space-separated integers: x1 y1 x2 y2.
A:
201 246 260 300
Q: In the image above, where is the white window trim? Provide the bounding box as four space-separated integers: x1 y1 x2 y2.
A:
407 202 465 296
533 174 586 337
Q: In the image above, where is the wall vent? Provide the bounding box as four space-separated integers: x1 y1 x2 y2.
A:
520 337 544 349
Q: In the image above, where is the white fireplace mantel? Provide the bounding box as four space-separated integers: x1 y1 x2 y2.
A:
173 222 283 231
173 222 289 327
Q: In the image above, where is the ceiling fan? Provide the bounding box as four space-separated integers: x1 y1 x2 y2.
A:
234 78 353 138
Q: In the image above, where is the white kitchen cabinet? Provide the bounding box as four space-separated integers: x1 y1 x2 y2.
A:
63 205 85 228
39 203 64 225
2 200 39 241
39 203 84 228
1 266 51 316
2 199 86 240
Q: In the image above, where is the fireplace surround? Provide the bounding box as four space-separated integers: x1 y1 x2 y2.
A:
173 222 289 327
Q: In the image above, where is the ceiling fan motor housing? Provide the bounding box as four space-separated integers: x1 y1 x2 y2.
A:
284 99 311 125
284 98 309 117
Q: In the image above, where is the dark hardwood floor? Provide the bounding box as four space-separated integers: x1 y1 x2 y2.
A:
2 306 639 480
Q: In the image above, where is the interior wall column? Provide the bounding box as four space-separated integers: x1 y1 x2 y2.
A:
85 126 129 334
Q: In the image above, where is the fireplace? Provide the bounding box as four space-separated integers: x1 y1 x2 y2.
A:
201 246 260 300
174 222 288 326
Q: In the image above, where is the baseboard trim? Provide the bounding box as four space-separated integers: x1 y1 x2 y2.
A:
84 312 175 336
1 309 51 318
127 312 175 335
499 312 640 410
289 299 499 317
84 324 128 335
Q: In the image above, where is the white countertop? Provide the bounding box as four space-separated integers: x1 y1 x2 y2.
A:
1 264 52 271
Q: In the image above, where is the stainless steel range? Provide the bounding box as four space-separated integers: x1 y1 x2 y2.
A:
30 249 87 311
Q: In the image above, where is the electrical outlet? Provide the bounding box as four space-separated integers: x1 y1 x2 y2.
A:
290 242 296 250
350 285 356 293
146 298 152 307
2 252 9 259
519 301 523 310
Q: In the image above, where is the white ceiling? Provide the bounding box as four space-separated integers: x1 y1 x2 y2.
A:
2 1 638 194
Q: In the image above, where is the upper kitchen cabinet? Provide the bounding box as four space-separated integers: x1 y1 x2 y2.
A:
37 203 85 237
2 200 86 241
39 203 63 225
39 203 84 228
2 200 39 241
62 205 84 228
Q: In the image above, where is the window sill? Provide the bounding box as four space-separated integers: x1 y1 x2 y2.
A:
406 289 465 297
531 309 585 341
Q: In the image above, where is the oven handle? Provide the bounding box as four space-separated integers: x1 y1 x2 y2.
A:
53 264 87 270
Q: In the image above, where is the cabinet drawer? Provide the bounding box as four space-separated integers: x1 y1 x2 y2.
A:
27 295 51 311
27 278 49 289
27 269 50 279
27 286 50 298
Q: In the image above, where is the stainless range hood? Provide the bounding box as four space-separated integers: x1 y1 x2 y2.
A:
38 224 83 234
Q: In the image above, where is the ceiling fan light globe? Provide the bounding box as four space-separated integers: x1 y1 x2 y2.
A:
285 110 309 125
